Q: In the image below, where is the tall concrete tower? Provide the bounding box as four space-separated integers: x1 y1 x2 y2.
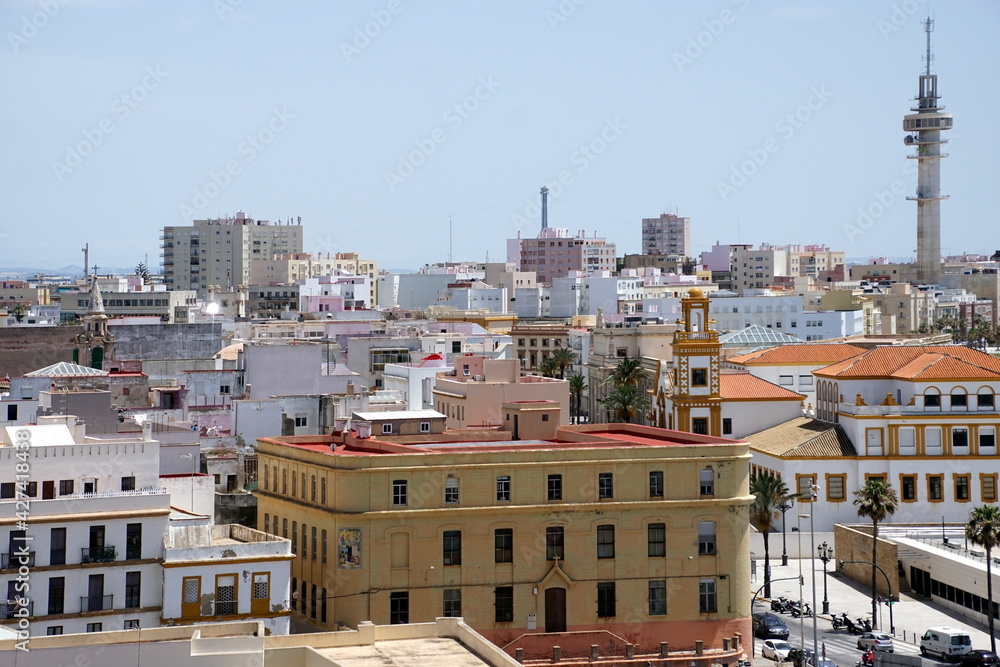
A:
904 18 952 285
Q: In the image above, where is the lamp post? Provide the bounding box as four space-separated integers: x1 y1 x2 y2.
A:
797 513 808 653
818 541 833 615
808 485 819 664
780 500 794 566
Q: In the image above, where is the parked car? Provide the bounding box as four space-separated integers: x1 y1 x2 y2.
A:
788 648 816 667
858 632 894 653
762 640 792 661
961 651 1000 667
813 660 839 667
921 627 973 662
754 612 790 640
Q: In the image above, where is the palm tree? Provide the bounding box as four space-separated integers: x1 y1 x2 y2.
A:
853 479 899 629
549 346 577 379
750 473 798 599
568 373 587 424
966 505 1000 652
599 383 649 423
606 355 646 387
538 357 558 378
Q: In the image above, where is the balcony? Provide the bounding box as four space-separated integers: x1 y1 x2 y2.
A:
0 601 33 619
81 546 117 564
0 552 35 569
80 594 114 612
674 330 719 342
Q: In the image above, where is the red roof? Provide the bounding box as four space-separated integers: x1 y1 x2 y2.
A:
719 373 805 401
815 345 1000 379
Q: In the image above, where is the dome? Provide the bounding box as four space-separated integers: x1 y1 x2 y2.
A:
687 287 704 298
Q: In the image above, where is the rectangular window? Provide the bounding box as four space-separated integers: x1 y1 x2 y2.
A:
443 589 461 617
796 475 816 501
294 416 307 427
597 524 615 559
598 472 613 499
420 421 430 433
124 571 141 608
951 393 968 408
954 474 971 502
86 623 103 633
47 576 65 615
928 474 943 502
982 474 998 502
648 580 666 615
443 530 462 566
494 529 513 563
699 578 717 613
647 523 666 557
124 620 140 630
691 368 707 386
952 428 969 452
924 393 940 408
216 574 237 615
496 475 511 502
3 483 18 499
898 427 916 455
547 474 562 501
382 423 393 434
597 582 616 617
722 418 732 435
700 468 714 496
978 393 995 409
494 586 514 623
392 480 407 506
312 527 317 560
311 476 316 502
546 526 564 561
778 375 793 386
322 529 328 563
826 474 846 502
698 521 716 555
649 471 664 497
182 577 201 618
121 476 135 492
444 477 459 504
46 626 63 636
692 418 708 435
901 474 917 502
389 592 409 625
50 527 66 566
126 523 142 560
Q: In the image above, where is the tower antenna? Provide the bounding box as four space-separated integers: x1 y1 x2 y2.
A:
923 17 934 76
449 213 453 264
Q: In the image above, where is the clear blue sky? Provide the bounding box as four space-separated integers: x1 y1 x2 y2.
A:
2 1 998 272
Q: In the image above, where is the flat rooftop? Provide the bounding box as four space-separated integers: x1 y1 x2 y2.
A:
314 637 491 666
260 424 744 456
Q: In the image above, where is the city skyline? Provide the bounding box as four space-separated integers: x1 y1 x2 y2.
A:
3 1 999 271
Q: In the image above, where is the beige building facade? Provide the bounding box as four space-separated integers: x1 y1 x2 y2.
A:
256 418 752 654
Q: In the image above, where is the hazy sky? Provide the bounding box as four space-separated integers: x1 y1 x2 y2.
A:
2 1 998 272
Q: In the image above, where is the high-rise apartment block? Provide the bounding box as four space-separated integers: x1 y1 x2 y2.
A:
641 213 690 257
162 211 303 294
510 228 616 285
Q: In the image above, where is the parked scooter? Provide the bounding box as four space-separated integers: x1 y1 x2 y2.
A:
790 601 812 618
831 612 849 630
856 617 873 633
844 616 862 635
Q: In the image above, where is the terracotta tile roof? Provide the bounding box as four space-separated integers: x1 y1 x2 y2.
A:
748 417 857 458
727 343 867 366
719 372 805 401
815 345 1000 379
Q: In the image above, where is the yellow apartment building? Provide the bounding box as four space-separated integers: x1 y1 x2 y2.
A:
256 403 752 654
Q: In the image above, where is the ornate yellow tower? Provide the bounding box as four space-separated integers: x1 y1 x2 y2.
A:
670 288 722 435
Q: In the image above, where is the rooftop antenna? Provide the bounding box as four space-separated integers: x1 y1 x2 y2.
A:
923 16 934 76
540 186 549 230
449 213 453 264
82 243 89 278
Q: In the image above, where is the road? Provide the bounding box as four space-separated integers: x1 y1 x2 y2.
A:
751 603 924 667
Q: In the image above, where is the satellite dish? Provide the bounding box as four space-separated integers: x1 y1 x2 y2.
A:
904 135 915 145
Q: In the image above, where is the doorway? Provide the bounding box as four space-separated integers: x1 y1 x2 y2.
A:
545 587 566 633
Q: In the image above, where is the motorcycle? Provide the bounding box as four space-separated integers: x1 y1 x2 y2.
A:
771 596 792 614
831 612 849 630
860 617 873 633
790 601 812 618
855 649 876 667
844 617 861 635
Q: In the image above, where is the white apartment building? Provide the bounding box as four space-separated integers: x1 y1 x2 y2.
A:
708 294 865 340
0 418 291 636
641 213 690 257
434 282 508 314
749 344 1000 533
250 252 378 304
512 284 551 318
728 244 845 293
162 212 303 294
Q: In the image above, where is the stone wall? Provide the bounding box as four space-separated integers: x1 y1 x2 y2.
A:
112 323 222 360
834 524 899 599
0 325 82 376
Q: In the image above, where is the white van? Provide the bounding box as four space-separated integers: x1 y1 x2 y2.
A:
920 627 973 662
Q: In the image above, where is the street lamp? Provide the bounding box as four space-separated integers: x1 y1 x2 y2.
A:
818 541 833 615
797 513 808 653
780 500 794 566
